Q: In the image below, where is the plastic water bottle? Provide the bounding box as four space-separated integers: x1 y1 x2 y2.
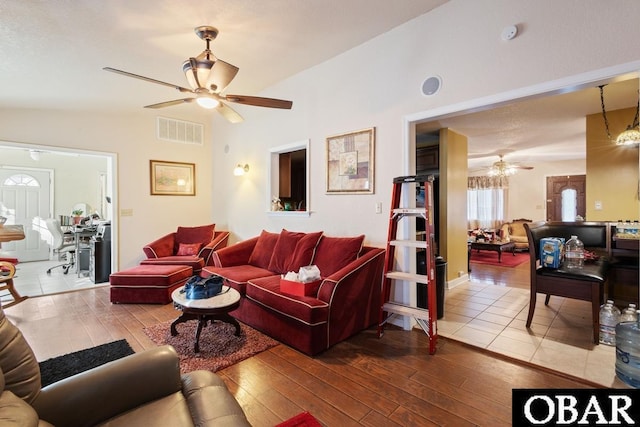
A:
564 235 584 269
616 310 640 387
620 304 638 323
599 300 621 346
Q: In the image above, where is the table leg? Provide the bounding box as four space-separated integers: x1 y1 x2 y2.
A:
170 310 241 353
220 313 241 336
194 316 205 353
170 312 197 336
498 249 503 263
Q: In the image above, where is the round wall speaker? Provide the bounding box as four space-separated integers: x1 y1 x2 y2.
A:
421 76 442 96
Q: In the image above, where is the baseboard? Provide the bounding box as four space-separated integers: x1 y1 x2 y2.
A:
447 274 468 290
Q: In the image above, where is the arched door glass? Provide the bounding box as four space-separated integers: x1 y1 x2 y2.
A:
561 188 577 221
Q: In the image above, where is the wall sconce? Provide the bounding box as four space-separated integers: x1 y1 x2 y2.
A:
234 164 249 176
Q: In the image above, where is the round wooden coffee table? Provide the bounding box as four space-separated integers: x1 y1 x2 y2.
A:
170 285 241 352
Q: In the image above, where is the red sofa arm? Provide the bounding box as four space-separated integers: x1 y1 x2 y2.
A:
316 247 385 344
200 231 231 266
211 237 259 267
142 232 176 259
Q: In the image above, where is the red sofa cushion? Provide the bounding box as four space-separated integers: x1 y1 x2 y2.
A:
267 229 305 273
286 231 323 272
110 264 193 286
246 276 329 325
174 224 215 253
313 235 365 277
176 242 202 256
248 230 279 269
268 229 323 274
202 265 276 296
140 256 205 271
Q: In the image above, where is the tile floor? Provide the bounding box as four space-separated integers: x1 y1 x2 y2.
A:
1 259 107 305
438 278 628 388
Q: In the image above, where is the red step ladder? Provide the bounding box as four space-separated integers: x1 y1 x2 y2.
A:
378 174 438 354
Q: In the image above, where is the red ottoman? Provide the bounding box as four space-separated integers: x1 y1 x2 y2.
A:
110 264 193 304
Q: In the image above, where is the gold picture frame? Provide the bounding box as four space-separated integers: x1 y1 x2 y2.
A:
150 160 196 196
326 127 375 194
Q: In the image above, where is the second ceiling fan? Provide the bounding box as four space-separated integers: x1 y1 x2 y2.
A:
487 155 533 177
104 26 292 123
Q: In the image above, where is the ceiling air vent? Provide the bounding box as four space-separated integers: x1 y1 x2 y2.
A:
156 117 204 145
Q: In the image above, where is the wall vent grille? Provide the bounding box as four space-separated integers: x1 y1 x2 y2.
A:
156 117 204 145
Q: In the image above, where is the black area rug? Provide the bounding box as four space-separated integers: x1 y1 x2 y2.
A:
38 339 134 387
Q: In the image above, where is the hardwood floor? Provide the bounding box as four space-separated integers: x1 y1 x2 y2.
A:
3 285 596 427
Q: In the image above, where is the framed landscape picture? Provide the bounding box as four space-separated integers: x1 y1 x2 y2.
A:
150 160 195 196
326 127 375 194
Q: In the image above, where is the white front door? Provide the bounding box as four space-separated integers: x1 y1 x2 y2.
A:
0 168 52 261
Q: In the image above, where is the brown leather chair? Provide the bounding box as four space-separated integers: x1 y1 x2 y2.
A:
523 221 609 344
0 305 250 426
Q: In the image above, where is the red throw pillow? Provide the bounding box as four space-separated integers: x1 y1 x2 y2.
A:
248 230 279 269
175 224 215 250
286 231 323 272
267 229 307 274
312 235 365 277
176 242 202 256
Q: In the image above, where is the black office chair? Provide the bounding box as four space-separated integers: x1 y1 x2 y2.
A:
45 218 75 274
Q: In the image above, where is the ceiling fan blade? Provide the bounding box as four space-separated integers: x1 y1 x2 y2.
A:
515 165 534 170
144 98 195 109
224 94 292 109
103 67 193 93
216 102 244 123
209 59 239 93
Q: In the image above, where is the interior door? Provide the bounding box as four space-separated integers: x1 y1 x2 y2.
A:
0 168 52 261
546 175 586 221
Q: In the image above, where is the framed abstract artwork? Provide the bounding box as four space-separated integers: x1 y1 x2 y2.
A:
150 160 195 196
326 127 375 194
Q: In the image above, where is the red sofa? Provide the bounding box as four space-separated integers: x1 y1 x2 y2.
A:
141 224 230 273
201 229 385 356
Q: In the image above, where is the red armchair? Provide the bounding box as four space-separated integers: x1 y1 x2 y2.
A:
141 224 229 273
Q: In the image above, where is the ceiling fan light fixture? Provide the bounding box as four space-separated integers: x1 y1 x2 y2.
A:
487 166 516 177
196 96 220 109
182 55 215 90
487 157 518 177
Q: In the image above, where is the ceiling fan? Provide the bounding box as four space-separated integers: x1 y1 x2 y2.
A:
103 26 292 123
486 155 533 177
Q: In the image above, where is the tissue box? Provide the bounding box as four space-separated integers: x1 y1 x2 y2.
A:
540 237 565 268
280 278 322 296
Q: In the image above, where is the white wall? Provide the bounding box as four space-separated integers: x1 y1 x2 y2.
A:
3 0 640 269
505 158 586 222
211 0 640 249
0 109 213 269
0 147 107 219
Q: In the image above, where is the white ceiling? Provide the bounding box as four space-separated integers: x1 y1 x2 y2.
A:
0 0 447 113
1 1 637 168
417 77 639 170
